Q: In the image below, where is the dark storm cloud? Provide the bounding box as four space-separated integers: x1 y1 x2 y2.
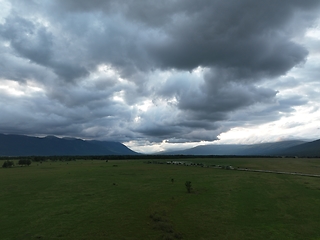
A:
134 121 220 143
156 68 277 128
0 0 319 146
1 16 53 64
180 69 277 114
56 0 316 73
0 48 52 83
0 15 89 82
48 0 319 79
0 85 135 142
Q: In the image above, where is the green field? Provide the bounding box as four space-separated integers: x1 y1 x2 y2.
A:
1 158 320 240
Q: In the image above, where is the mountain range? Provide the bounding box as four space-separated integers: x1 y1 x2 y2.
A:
159 139 320 157
0 134 138 156
1 133 320 157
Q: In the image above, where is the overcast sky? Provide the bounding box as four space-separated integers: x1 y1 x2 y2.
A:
1 0 320 153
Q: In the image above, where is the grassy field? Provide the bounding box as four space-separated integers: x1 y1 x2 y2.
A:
1 158 320 240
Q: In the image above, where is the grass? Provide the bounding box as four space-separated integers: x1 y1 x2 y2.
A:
1 158 320 240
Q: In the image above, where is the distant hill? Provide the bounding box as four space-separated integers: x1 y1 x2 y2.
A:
0 134 139 156
159 140 308 156
277 139 320 157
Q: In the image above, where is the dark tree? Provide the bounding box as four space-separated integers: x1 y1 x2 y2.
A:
18 159 32 166
2 160 14 168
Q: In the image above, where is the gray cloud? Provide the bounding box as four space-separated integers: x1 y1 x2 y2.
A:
49 0 319 78
1 16 53 64
0 15 89 82
0 0 319 149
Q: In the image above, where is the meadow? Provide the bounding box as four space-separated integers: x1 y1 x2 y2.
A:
1 158 320 240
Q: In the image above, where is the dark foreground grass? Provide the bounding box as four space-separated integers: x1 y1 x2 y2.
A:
1 158 320 240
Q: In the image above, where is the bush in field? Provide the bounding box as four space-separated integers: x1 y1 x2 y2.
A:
2 160 15 168
185 181 192 193
18 159 32 166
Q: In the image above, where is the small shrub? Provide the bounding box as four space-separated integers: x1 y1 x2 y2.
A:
185 181 192 193
150 211 166 222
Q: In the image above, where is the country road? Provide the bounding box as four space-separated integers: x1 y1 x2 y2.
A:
236 168 320 178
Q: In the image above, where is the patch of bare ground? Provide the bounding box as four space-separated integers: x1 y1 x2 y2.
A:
149 210 183 240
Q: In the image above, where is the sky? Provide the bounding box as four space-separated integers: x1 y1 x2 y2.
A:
1 0 320 153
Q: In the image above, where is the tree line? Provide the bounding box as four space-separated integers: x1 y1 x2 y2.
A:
0 154 281 163
2 159 31 168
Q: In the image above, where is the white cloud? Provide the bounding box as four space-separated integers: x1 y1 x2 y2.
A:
0 0 11 24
